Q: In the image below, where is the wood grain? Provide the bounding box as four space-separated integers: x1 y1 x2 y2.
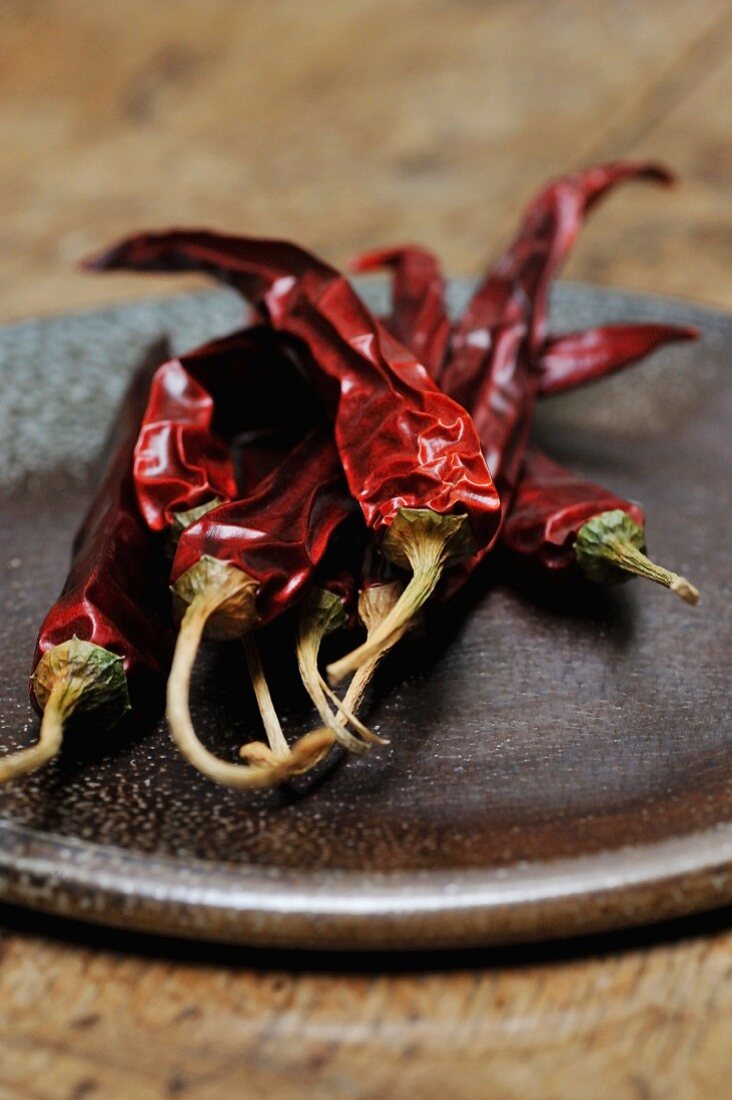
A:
0 911 731 1100
1 0 731 322
1 2 730 1096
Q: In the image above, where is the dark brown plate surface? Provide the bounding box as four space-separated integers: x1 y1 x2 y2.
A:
0 281 730 950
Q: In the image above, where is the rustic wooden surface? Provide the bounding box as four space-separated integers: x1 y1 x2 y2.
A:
1 1 731 1096
2 0 732 323
1 908 731 1100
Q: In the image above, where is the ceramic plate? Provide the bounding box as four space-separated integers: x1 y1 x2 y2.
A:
0 281 729 949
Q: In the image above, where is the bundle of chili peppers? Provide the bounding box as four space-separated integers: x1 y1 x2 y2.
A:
0 160 700 789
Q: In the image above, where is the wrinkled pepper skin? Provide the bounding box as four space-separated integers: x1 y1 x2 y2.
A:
87 232 502 553
171 427 355 626
31 343 174 718
134 358 237 531
501 449 645 569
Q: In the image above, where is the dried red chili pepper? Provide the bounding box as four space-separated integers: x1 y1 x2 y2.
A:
86 232 502 684
0 342 173 784
164 426 355 786
502 449 698 601
437 163 697 598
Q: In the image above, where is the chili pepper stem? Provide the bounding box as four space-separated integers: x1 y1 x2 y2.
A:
239 727 336 776
319 581 406 734
296 609 378 755
241 634 290 759
327 510 474 685
317 674 387 745
574 510 699 605
0 680 69 783
2 638 131 784
168 579 331 787
299 581 405 757
167 564 307 788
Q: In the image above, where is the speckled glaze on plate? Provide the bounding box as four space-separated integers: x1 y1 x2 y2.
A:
0 281 730 950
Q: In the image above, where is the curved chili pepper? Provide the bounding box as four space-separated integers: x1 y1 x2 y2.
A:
0 342 174 784
349 245 451 376
443 163 675 496
86 232 502 684
440 161 675 410
502 449 698 602
164 426 356 786
537 323 698 396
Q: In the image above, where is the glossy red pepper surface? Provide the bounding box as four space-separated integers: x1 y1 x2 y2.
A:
135 358 237 531
134 325 330 531
87 233 501 552
172 427 354 626
31 344 173 716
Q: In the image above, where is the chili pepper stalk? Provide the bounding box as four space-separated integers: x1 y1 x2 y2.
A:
574 509 698 603
166 558 335 786
502 450 700 603
335 579 410 721
296 586 387 753
0 638 130 783
290 579 407 765
238 634 336 781
326 508 475 684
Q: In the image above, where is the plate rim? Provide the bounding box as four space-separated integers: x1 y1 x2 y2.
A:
2 817 732 949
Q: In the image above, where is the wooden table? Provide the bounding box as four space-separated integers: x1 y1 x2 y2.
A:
1 3 730 1096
